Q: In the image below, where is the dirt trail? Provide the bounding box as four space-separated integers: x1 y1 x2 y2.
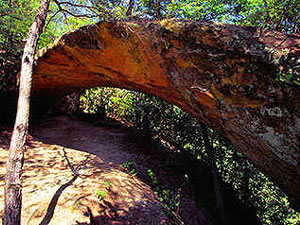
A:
0 115 211 225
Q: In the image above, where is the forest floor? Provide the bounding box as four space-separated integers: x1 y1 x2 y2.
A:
0 115 212 225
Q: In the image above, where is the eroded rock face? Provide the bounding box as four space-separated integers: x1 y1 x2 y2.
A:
32 19 300 208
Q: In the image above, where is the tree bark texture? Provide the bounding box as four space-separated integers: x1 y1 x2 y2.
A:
126 0 135 17
32 19 300 209
201 125 226 225
3 0 50 224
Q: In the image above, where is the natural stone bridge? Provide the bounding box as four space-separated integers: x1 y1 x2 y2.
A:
32 19 300 208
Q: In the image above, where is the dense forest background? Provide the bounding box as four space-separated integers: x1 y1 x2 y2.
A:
1 0 299 224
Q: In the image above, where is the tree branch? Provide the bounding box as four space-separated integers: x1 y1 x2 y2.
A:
126 0 135 17
52 0 114 19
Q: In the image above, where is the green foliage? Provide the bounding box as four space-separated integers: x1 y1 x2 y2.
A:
96 189 107 201
155 187 181 219
121 160 181 220
0 0 39 40
80 87 300 224
121 160 134 169
164 0 299 33
0 0 39 90
121 160 138 176
147 169 158 185
106 89 137 123
80 87 104 114
147 168 181 220
105 180 111 189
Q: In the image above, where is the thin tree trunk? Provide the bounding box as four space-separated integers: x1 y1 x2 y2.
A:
201 124 227 225
3 1 50 224
135 92 141 128
155 0 161 19
126 0 135 17
262 0 271 28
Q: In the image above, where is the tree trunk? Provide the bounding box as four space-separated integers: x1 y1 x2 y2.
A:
201 125 227 225
155 0 162 19
126 0 135 17
3 0 50 224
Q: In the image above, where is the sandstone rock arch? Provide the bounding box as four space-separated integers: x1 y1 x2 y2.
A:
32 19 300 208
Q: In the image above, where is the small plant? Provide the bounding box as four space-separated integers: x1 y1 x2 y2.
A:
71 202 80 212
147 169 158 185
129 168 137 175
146 167 181 220
121 160 138 176
105 180 111 189
156 187 181 220
96 189 107 202
121 160 134 169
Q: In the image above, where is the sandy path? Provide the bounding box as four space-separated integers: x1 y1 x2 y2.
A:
0 116 171 225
